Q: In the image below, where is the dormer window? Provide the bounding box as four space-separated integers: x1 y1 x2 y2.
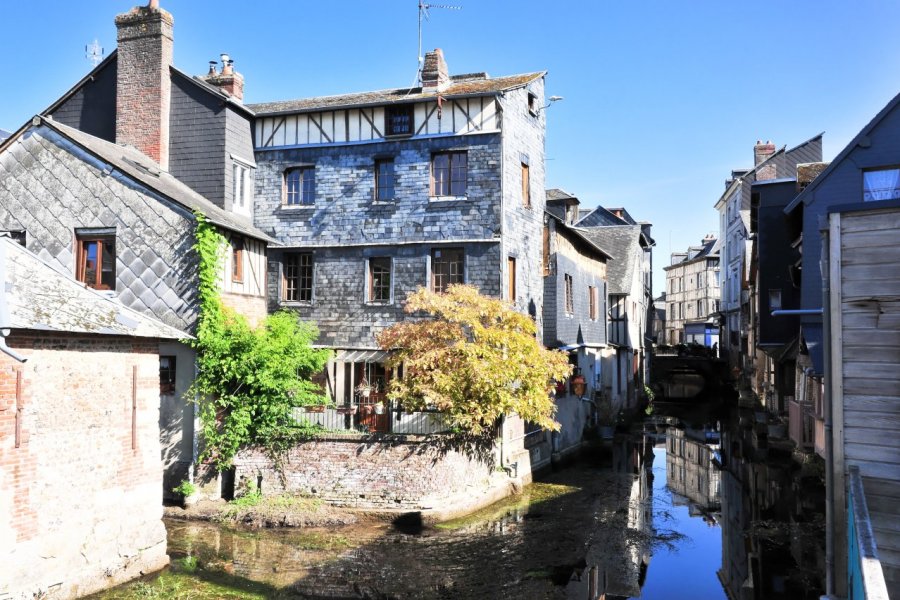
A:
231 156 254 214
385 104 414 136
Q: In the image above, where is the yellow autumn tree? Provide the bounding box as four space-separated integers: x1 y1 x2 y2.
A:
376 284 571 434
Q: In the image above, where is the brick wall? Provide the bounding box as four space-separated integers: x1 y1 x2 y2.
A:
221 291 268 328
234 435 497 509
114 4 174 169
0 332 168 599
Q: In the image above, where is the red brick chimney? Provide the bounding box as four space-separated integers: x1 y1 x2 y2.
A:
754 140 776 166
421 49 450 92
202 53 245 102
114 1 174 169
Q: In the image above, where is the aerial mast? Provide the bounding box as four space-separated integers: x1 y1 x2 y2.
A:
417 1 461 85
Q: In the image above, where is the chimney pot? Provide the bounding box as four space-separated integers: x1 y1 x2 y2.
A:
148 0 159 9
208 60 218 76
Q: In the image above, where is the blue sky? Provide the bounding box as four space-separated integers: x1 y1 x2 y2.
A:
2 1 899 293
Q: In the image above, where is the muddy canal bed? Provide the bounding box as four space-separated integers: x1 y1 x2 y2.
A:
90 406 826 599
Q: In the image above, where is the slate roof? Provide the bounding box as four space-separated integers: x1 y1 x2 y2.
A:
663 237 719 271
1 236 188 339
41 51 254 120
574 225 643 294
576 206 630 227
545 210 611 260
36 117 277 244
247 72 545 115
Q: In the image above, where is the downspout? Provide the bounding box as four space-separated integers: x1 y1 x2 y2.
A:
821 223 835 599
0 238 27 364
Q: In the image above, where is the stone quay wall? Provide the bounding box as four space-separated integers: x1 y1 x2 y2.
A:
233 434 498 510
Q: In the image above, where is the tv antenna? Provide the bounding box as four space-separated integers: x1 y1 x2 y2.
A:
417 1 461 84
85 39 104 67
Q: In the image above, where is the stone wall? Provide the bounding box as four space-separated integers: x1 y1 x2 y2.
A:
0 332 168 599
234 434 497 509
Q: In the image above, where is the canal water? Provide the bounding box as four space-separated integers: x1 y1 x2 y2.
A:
92 402 826 599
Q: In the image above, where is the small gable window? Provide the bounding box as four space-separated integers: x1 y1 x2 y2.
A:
76 233 116 291
863 168 900 202
385 105 414 136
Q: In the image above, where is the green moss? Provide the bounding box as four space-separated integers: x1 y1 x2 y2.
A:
435 482 580 530
86 569 274 599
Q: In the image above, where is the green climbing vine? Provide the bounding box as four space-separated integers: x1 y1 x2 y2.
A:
189 213 331 469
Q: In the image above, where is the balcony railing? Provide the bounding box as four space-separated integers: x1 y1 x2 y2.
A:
290 403 452 435
847 466 889 600
788 399 815 451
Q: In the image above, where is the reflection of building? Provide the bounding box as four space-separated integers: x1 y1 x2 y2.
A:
717 407 825 600
666 427 720 513
566 434 654 599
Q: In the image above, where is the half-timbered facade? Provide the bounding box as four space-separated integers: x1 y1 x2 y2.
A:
251 49 549 413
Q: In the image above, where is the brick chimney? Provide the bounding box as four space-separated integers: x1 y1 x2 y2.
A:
202 53 244 102
421 49 450 92
754 140 776 166
114 1 174 169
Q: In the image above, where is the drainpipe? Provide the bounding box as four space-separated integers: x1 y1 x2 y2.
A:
0 238 27 363
821 226 836 599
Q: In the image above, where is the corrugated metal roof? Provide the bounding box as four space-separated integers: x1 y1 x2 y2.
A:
247 72 545 115
3 236 188 339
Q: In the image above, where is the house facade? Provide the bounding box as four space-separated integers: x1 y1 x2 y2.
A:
576 221 654 413
782 91 900 597
0 236 187 599
715 136 823 372
542 188 609 456
250 49 548 416
662 235 720 347
0 2 272 498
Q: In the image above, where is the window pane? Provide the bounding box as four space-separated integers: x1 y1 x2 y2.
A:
100 240 115 290
450 152 467 196
370 258 391 302
376 160 394 201
863 169 900 202
301 169 315 205
432 154 450 196
283 253 313 302
83 241 98 286
431 248 463 293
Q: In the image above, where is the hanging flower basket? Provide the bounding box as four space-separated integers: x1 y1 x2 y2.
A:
373 402 385 415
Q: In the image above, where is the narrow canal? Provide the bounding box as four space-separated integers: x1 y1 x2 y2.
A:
92 402 826 599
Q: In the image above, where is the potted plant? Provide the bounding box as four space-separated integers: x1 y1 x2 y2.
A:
356 378 373 399
373 401 385 415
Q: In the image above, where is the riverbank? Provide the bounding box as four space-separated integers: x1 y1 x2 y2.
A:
164 471 525 528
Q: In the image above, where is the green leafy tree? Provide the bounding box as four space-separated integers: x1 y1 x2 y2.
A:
189 214 331 468
377 284 571 434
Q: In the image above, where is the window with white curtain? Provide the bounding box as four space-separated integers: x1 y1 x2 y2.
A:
863 168 900 202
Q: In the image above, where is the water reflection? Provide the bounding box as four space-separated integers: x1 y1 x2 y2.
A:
93 402 826 599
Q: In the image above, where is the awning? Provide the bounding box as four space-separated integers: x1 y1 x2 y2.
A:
334 349 391 363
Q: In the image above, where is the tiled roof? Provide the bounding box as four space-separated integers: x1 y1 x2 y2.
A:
2 236 188 339
41 118 277 244
575 225 643 294
247 72 545 115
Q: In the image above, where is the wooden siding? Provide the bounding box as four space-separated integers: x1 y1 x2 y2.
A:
831 207 900 595
221 233 266 297
254 97 500 148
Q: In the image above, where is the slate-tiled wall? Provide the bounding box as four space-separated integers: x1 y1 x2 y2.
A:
253 133 502 246
267 242 501 348
0 126 200 332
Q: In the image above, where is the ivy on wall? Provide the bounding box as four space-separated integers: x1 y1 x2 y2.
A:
189 213 331 469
